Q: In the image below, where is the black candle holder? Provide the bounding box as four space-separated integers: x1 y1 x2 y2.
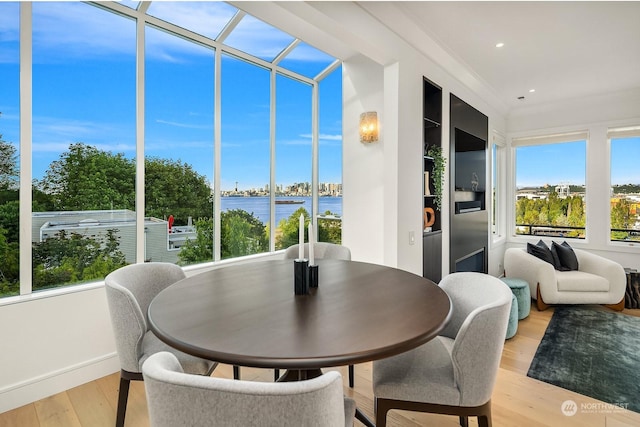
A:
294 259 309 295
308 264 318 288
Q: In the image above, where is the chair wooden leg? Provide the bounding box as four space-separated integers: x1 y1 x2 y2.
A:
349 364 354 388
274 369 280 381
536 285 550 311
374 398 390 427
233 365 240 380
478 414 491 427
459 415 469 427
116 375 130 427
604 298 625 312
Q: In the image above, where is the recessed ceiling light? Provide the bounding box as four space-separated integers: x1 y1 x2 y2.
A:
529 89 536 93
495 42 505 48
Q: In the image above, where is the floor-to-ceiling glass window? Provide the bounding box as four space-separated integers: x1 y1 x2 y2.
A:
220 54 270 259
145 26 214 265
609 129 640 242
0 2 20 297
318 66 343 244
31 2 136 292
4 1 342 297
275 74 312 250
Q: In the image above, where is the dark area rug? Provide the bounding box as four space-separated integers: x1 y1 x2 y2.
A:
527 306 640 413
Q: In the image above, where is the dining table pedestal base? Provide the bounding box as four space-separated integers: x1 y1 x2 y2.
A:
276 369 323 382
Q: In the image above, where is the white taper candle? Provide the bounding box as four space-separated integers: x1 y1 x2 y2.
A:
299 214 304 259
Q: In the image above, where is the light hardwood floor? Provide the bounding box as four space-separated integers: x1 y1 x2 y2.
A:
3 305 640 427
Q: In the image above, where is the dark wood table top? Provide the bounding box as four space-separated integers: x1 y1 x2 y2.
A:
148 259 451 370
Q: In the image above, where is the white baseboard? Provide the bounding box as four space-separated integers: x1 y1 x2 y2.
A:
0 352 120 414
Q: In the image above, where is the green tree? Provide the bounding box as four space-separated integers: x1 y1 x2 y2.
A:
515 189 587 237
38 143 135 211
275 207 310 250
31 229 127 290
318 211 342 244
0 137 19 190
178 210 269 264
37 144 213 224
221 209 268 259
145 157 213 225
0 227 19 297
178 218 213 265
0 200 19 243
611 198 632 240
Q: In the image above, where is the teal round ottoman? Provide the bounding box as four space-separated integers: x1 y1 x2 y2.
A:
505 293 518 339
501 277 531 320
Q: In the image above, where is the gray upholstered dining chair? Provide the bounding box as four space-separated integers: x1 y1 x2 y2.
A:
373 272 512 427
143 351 356 427
283 242 355 387
105 263 218 427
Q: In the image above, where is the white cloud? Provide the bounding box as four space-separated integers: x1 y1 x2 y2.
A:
147 2 237 41
300 133 342 141
32 3 137 62
155 119 212 130
223 14 296 60
31 116 135 153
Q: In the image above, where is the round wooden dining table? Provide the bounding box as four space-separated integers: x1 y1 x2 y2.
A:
148 259 451 426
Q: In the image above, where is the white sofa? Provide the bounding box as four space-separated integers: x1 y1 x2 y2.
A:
504 247 626 311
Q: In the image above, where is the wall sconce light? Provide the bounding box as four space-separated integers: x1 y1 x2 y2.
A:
359 111 378 143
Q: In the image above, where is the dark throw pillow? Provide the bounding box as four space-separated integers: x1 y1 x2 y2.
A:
550 244 570 271
552 241 579 271
527 240 555 266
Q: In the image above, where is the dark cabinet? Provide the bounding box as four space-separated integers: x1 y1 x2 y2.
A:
450 94 488 274
423 230 442 283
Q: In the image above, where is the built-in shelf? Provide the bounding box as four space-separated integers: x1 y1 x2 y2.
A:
423 77 442 283
424 117 441 128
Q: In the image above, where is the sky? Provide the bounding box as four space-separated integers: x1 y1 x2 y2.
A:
0 1 343 191
515 137 640 188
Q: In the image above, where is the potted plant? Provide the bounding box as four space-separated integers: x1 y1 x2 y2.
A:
427 145 446 211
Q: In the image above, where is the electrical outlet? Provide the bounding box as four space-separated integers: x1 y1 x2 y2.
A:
409 231 415 245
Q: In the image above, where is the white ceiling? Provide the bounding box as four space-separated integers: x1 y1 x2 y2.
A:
376 1 640 112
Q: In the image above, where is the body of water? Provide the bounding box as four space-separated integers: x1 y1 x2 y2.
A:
221 196 342 225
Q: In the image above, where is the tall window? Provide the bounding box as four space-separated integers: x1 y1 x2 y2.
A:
609 128 640 242
275 74 313 250
491 133 505 239
318 66 343 244
513 132 587 239
2 2 342 299
145 26 214 265
220 54 270 259
0 2 20 297
31 2 136 293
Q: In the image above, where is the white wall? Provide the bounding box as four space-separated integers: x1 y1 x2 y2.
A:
342 55 385 265
505 88 640 269
0 287 119 413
